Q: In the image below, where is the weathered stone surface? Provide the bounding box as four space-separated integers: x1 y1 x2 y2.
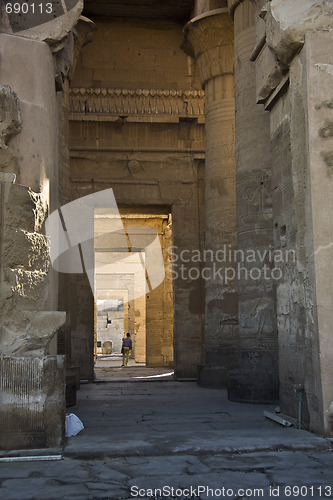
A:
1 179 51 321
0 174 65 366
255 43 286 103
0 85 21 148
0 173 16 207
0 33 59 196
6 184 48 233
0 85 21 176
3 228 49 272
0 311 66 356
72 17 202 91
0 148 19 176
296 31 333 436
55 31 76 90
182 8 234 85
0 355 65 450
328 402 333 434
266 28 333 437
264 0 333 67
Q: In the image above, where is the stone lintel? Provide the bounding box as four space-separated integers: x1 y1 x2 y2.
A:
182 8 234 87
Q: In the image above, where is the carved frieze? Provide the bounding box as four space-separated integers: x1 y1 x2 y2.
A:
69 87 205 122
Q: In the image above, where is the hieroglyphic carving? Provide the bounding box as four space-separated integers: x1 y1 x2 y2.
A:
70 88 205 120
237 170 272 224
248 351 259 371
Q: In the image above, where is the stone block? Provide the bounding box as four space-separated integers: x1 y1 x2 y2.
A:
0 84 21 148
4 267 50 310
265 0 333 67
0 310 66 356
0 34 58 192
5 184 36 232
197 364 228 386
255 44 285 104
3 227 49 271
0 355 65 451
158 181 198 205
227 370 279 404
102 341 112 355
0 148 19 175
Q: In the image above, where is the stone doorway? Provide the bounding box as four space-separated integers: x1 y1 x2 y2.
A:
93 207 174 370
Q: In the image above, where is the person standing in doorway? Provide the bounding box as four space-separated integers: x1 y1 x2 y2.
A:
121 333 132 367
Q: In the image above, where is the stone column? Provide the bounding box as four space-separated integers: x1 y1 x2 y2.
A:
226 0 279 402
182 9 238 385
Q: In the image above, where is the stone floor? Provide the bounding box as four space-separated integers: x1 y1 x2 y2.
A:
0 364 332 500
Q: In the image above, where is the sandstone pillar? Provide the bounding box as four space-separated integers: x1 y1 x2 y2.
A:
182 9 238 385
250 0 333 435
227 0 278 402
0 4 83 449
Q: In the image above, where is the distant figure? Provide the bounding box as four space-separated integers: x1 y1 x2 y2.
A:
121 333 132 367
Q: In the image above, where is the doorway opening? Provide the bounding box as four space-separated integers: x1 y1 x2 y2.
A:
93 206 174 372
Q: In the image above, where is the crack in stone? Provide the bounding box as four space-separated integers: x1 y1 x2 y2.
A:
313 240 333 256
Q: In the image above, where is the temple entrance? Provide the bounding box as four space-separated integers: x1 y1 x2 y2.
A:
93 206 174 370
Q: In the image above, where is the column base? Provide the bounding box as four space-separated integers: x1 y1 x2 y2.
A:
0 356 65 451
197 364 229 387
227 370 279 404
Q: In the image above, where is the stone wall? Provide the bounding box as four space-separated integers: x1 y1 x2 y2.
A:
0 5 82 449
250 0 333 436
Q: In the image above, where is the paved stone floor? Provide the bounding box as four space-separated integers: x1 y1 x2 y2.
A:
1 364 333 500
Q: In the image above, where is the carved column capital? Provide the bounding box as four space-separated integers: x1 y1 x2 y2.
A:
182 9 234 87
